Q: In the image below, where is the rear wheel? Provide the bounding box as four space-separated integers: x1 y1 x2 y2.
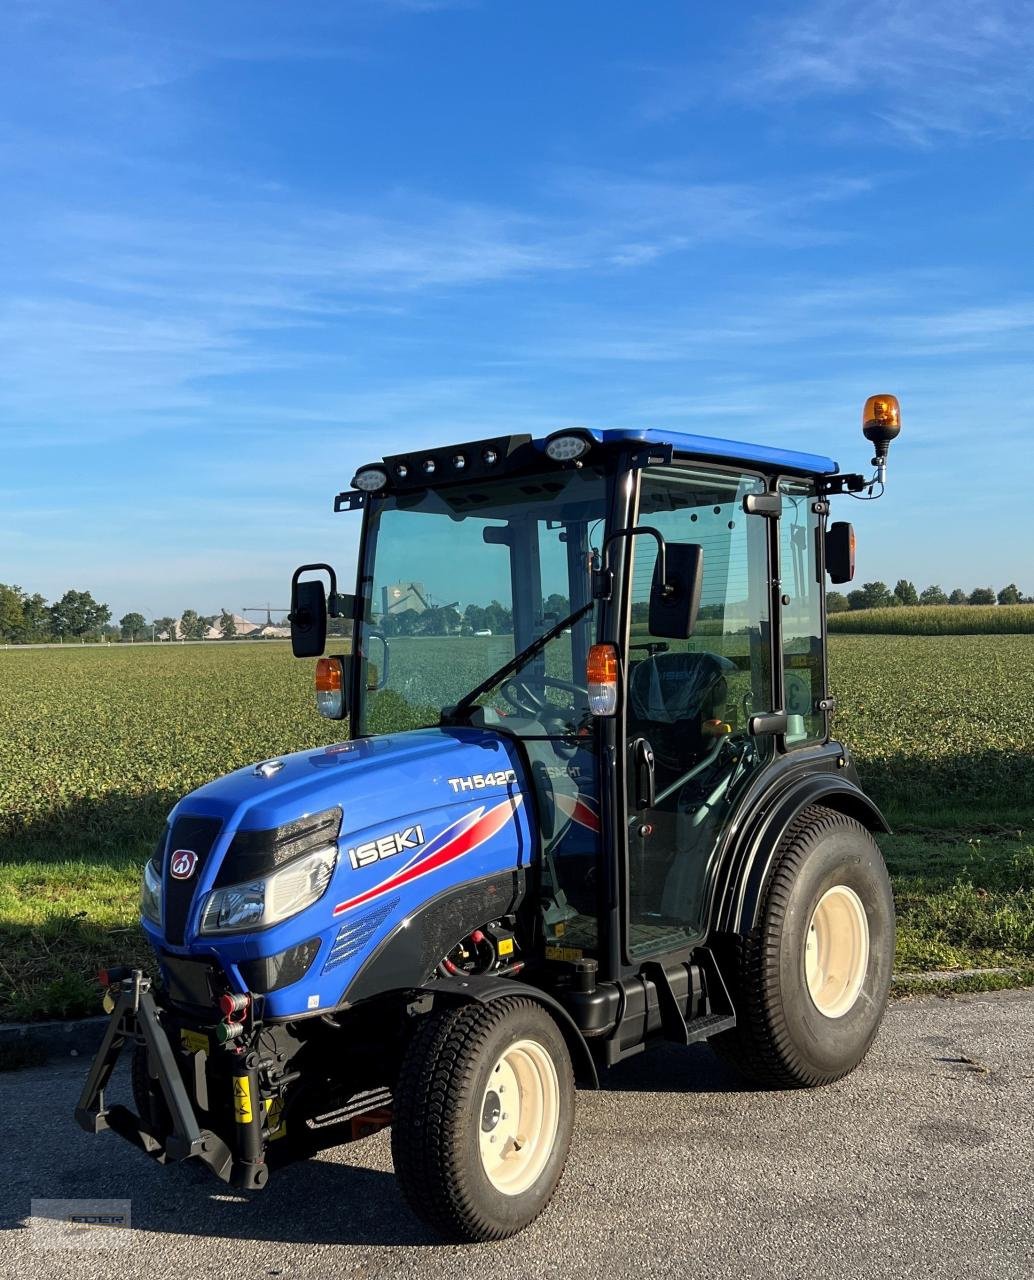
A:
391 996 575 1241
712 804 895 1088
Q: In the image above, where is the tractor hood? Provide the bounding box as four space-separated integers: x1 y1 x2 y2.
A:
145 727 535 1018
175 726 527 839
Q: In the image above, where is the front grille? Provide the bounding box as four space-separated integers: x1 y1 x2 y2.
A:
163 814 223 945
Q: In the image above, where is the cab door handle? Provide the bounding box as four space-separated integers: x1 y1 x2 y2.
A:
632 737 655 810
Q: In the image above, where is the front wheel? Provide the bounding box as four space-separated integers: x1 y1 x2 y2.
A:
391 996 575 1241
712 804 895 1088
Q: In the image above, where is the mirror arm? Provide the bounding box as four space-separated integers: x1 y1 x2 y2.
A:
328 592 356 621
597 526 672 597
290 563 338 610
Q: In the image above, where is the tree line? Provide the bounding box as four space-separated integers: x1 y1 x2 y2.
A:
0 584 250 644
4 578 1030 644
826 581 1030 613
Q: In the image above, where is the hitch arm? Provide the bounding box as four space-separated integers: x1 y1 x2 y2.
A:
74 976 205 1162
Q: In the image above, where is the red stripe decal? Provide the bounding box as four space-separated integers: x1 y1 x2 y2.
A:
555 792 601 833
332 795 522 917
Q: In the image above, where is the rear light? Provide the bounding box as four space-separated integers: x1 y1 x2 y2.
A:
315 657 344 719
586 643 619 716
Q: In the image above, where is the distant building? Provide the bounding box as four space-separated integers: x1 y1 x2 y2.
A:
382 582 429 617
257 624 291 639
158 614 259 640
203 614 258 640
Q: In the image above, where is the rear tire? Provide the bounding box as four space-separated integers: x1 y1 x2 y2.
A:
391 996 575 1241
712 805 895 1088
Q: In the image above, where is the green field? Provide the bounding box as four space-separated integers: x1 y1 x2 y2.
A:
2 636 1033 1021
828 602 1034 635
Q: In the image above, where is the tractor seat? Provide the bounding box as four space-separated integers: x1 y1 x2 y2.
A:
627 650 736 781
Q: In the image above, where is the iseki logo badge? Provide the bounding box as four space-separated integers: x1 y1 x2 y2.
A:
348 825 424 870
170 849 198 880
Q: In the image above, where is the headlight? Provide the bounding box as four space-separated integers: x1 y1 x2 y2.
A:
200 844 337 935
141 859 162 925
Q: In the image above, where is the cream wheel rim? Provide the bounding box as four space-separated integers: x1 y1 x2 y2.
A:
478 1038 560 1196
804 884 870 1018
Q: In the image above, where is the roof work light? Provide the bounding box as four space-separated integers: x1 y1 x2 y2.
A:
351 466 388 492
544 430 593 463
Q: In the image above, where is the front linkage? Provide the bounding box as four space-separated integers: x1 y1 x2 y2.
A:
75 968 273 1190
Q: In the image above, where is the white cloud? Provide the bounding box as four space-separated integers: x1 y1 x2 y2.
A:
743 0 1034 144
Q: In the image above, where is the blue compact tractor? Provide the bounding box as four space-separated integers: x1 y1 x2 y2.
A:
78 397 903 1240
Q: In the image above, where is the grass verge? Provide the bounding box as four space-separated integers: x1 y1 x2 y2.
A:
882 823 1034 984
0 859 152 1022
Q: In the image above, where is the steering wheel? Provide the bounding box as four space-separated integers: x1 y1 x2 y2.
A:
500 675 587 719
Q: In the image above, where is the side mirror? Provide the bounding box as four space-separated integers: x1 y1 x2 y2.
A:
290 563 337 658
649 543 703 639
826 522 855 584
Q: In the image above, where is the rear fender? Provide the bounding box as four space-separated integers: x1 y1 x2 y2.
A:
714 775 890 937
417 974 600 1089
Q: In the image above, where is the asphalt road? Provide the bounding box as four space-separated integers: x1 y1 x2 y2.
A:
3 990 1033 1280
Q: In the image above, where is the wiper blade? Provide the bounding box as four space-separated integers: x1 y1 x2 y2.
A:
447 601 594 721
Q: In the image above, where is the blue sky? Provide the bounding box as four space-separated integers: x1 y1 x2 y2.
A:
2 0 1033 620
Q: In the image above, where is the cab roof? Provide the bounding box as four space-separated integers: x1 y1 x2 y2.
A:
559 427 838 477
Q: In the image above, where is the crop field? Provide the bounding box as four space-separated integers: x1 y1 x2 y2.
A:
2 635 1033 1021
828 603 1034 635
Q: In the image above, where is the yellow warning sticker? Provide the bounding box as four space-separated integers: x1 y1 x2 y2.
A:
181 1029 209 1056
545 944 584 963
233 1076 253 1124
497 937 514 956
264 1096 287 1141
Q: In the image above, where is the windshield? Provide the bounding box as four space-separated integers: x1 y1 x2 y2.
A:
356 465 608 738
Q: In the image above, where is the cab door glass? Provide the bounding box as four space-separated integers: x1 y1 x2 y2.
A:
779 481 825 744
624 467 773 959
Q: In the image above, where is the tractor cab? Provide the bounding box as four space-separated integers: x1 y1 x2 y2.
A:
79 401 903 1244
296 425 862 999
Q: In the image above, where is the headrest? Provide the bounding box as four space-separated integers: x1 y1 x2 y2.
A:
628 650 736 725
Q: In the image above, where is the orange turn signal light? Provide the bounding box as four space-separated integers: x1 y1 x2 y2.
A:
586 643 618 716
315 657 345 719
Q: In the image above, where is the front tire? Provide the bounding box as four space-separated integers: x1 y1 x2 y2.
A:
712 804 895 1088
391 996 575 1241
